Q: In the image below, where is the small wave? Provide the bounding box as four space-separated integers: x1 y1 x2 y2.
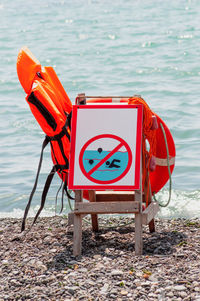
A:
0 207 55 219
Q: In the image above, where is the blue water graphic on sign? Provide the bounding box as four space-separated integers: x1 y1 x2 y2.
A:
82 150 129 181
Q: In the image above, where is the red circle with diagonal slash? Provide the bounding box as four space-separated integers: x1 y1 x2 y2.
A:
79 134 132 184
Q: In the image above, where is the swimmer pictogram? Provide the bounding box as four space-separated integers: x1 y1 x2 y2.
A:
79 134 132 184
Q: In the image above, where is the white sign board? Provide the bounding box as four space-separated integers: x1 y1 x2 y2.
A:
68 104 142 190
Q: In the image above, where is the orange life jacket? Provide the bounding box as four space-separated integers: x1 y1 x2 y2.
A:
17 47 72 230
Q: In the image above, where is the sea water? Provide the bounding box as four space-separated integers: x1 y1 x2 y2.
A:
0 0 200 219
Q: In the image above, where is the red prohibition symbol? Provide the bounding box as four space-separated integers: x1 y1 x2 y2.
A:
79 134 132 184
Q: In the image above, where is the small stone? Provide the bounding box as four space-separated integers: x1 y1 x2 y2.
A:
66 272 77 278
10 279 19 286
179 291 188 298
141 282 150 287
174 285 187 291
65 286 79 295
100 283 109 294
50 248 57 253
135 271 143 277
12 270 20 275
110 289 118 295
95 263 105 269
148 293 157 298
78 268 88 273
120 290 128 295
176 253 185 258
134 280 141 287
193 281 200 287
60 219 67 225
167 292 174 297
93 254 101 260
111 269 123 276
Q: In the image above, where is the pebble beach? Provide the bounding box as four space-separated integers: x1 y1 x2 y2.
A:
0 216 200 301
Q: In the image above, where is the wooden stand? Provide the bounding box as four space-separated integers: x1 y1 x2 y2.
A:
69 94 160 256
70 177 159 256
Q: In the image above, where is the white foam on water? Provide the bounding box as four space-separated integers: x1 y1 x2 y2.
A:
0 189 199 220
157 189 200 219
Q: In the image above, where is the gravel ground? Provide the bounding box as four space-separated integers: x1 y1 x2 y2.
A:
0 215 200 301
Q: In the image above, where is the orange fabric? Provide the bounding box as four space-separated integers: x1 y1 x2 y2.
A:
128 96 157 206
16 46 41 94
38 79 66 118
41 67 72 114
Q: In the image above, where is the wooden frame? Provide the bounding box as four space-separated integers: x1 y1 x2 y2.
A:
69 94 160 256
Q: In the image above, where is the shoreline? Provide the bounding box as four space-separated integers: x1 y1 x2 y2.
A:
0 216 200 300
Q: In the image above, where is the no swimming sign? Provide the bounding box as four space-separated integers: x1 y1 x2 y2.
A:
68 104 142 190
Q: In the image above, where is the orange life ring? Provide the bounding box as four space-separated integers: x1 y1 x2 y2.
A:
149 112 175 194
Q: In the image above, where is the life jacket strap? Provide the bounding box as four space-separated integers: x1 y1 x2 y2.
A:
47 113 72 172
31 165 57 227
48 112 71 142
21 136 50 231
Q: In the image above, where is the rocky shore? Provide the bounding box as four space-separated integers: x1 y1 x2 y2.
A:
0 215 199 301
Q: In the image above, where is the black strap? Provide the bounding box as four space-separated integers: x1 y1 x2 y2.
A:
60 178 65 214
57 137 69 169
48 125 70 142
64 180 75 200
31 166 56 227
66 111 72 131
55 176 64 213
21 136 50 232
59 177 75 214
48 112 71 142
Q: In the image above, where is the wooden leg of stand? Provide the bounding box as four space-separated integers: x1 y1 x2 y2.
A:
73 214 82 256
148 177 155 233
135 213 143 255
144 171 156 233
73 190 83 256
88 190 99 232
149 219 155 233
